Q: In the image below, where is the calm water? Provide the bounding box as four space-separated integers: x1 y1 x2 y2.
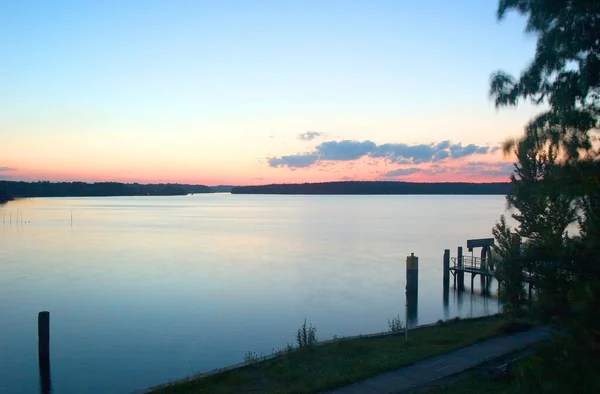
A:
0 194 505 394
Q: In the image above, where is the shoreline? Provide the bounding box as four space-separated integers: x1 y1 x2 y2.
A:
134 319 447 394
139 314 522 394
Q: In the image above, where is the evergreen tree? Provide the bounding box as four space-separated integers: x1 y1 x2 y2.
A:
490 0 600 391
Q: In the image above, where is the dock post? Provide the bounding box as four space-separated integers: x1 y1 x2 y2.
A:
443 249 450 294
406 253 419 295
480 245 492 291
453 263 456 288
38 311 51 394
457 247 464 291
406 253 419 326
38 311 50 361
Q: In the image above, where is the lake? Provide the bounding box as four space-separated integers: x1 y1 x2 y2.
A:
0 194 506 394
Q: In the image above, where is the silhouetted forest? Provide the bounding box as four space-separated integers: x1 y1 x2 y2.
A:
0 181 211 199
231 181 512 195
0 184 10 203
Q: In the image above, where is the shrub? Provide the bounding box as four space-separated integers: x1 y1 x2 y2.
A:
296 319 318 347
243 351 260 363
388 315 404 333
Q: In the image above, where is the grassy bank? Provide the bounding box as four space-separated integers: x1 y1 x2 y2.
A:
150 314 531 394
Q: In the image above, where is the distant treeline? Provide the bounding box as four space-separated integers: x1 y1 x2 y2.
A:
0 181 212 199
231 181 513 195
0 184 11 203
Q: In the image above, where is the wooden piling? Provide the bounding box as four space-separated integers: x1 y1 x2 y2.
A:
38 311 50 361
443 249 450 293
38 311 51 393
406 253 419 328
406 253 419 295
457 247 464 291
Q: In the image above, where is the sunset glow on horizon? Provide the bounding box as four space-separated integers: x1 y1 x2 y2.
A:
0 1 539 186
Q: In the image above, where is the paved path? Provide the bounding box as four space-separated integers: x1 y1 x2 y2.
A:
325 326 550 394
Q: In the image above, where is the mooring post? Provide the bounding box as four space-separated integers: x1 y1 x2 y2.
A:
406 253 419 328
406 253 419 295
38 311 51 393
443 249 450 293
457 247 464 291
480 246 487 289
38 311 50 361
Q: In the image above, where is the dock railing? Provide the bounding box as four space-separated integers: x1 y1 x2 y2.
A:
451 256 493 274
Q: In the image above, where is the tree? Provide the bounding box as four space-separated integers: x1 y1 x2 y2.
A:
508 144 577 249
0 184 11 203
490 0 600 316
492 143 577 318
492 215 525 318
490 0 600 160
490 1 600 390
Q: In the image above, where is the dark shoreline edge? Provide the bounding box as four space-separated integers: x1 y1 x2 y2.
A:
0 181 212 199
231 181 512 195
0 181 512 199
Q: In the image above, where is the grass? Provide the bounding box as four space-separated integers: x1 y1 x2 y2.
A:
150 314 531 394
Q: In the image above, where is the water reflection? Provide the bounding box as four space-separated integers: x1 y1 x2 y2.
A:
407 291 418 327
443 288 450 321
442 284 499 321
0 195 506 394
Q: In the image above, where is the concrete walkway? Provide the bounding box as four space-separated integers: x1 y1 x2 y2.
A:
325 326 550 394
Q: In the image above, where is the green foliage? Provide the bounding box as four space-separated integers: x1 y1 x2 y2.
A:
508 145 577 248
515 331 600 394
492 215 526 318
243 351 261 363
490 0 600 323
490 0 600 391
387 315 404 333
500 145 577 318
296 319 318 348
490 0 600 159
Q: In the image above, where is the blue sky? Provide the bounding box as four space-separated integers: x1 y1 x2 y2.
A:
0 1 539 184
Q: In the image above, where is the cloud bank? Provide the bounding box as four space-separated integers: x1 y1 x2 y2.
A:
382 161 514 178
0 167 16 172
268 140 494 168
297 131 324 141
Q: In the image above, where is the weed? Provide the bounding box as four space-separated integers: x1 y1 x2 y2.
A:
388 315 404 332
296 319 318 347
243 351 260 363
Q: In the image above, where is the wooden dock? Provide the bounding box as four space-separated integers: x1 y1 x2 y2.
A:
449 255 495 292
445 238 534 294
444 238 496 292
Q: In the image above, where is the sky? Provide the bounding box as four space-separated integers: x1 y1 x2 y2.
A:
0 0 543 185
